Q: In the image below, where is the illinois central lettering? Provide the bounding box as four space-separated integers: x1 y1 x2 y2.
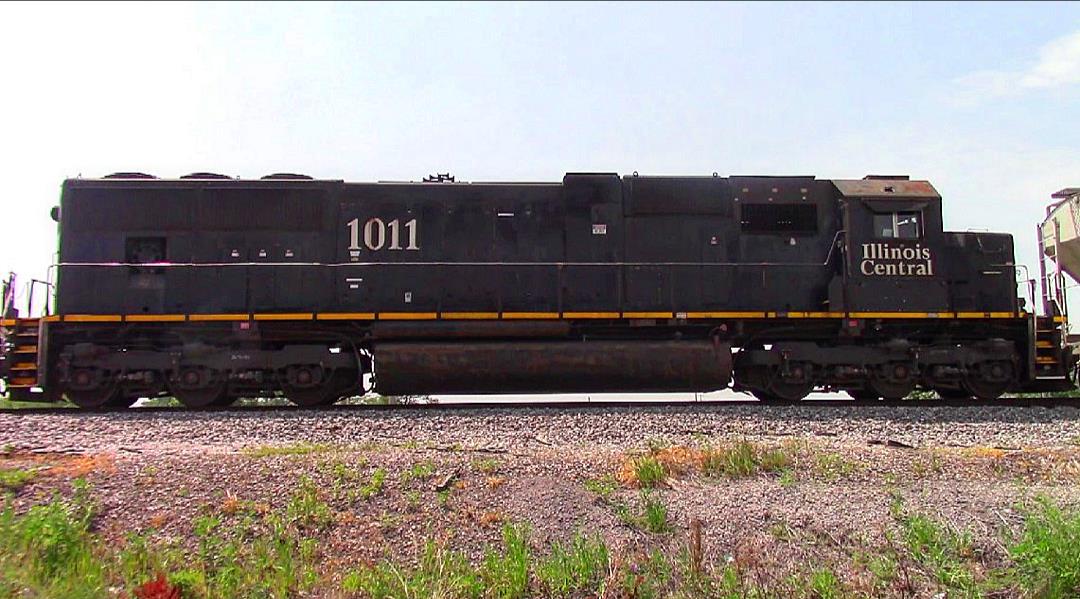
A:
860 243 934 276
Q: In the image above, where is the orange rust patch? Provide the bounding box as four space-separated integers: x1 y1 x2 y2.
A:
486 476 506 489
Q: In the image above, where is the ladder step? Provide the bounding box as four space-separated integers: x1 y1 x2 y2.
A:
16 331 38 337
1037 341 1055 348
1036 356 1059 364
11 363 37 371
14 346 37 354
9 377 37 386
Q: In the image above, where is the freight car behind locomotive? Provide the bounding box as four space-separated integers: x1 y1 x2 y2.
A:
0 172 1073 407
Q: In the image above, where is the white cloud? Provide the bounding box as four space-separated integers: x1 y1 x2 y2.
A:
952 30 1080 104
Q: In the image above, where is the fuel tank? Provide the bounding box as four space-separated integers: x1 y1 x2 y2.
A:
372 340 732 395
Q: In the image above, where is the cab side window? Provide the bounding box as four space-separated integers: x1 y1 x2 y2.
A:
873 211 921 239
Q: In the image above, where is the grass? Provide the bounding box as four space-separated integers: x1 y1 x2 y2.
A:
402 460 436 483
813 452 858 480
778 468 797 488
285 476 333 529
900 512 978 592
632 456 667 488
359 468 387 500
612 491 672 534
641 491 671 533
240 442 333 458
473 458 501 474
701 440 792 478
0 477 321 598
0 397 74 410
537 532 609 595
480 524 531 598
342 539 483 598
583 475 618 500
0 467 36 491
1010 497 1080 598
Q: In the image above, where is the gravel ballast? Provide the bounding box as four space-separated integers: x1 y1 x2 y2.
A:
2 403 1080 455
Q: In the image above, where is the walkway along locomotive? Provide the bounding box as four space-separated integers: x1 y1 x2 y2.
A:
0 172 1074 408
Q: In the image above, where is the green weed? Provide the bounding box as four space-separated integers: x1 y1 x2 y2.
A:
537 532 609 596
286 476 333 529
403 460 436 483
1010 497 1080 598
702 441 791 478
584 476 618 501
473 458 502 474
481 524 531 598
814 453 858 480
0 467 36 491
633 456 666 488
241 442 332 457
641 492 671 534
359 468 387 500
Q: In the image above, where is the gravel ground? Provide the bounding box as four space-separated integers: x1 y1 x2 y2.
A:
3 403 1080 596
2 403 1080 455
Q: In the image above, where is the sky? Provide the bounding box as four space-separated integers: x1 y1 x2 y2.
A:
1 1 1078 317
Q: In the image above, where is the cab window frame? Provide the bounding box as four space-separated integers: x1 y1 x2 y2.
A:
873 210 922 239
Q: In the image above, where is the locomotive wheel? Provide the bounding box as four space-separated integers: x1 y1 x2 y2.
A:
762 379 813 403
284 385 338 408
867 363 916 400
65 387 122 409
737 362 812 403
285 369 357 407
168 367 228 408
64 368 121 408
766 362 814 403
961 362 1013 400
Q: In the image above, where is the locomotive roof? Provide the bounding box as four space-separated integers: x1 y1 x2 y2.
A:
65 173 939 199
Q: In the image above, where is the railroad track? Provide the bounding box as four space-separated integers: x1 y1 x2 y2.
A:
3 396 1080 416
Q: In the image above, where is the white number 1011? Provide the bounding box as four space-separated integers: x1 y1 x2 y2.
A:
347 218 419 251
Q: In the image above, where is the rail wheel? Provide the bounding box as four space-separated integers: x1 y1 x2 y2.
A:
283 367 355 407
65 387 122 409
64 368 121 409
961 361 1013 400
868 362 916 400
752 362 814 403
168 367 228 408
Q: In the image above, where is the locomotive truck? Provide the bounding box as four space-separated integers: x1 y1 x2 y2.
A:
0 172 1074 408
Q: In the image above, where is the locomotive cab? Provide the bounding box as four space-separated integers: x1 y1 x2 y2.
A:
834 177 950 313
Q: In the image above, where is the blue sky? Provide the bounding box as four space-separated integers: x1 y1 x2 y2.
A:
1 1 1078 314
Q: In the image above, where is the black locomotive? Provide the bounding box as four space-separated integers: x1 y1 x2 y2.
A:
0 172 1073 408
